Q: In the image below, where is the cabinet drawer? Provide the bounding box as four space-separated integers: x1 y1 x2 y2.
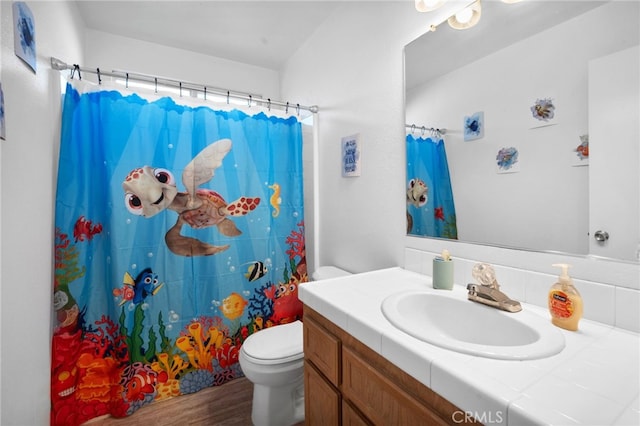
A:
303 318 340 386
342 346 448 426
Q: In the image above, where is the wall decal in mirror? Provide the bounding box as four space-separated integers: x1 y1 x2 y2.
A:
572 135 589 167
530 97 556 123
495 146 519 174
463 111 483 141
405 1 639 261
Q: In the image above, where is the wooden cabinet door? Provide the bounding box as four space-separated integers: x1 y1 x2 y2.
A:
342 400 372 426
304 363 340 425
303 316 341 386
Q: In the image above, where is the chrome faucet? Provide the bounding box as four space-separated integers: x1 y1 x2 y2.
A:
466 263 522 313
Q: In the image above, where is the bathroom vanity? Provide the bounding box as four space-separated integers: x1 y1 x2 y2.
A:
299 268 640 425
303 306 473 425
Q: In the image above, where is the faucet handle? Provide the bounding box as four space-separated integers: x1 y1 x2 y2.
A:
472 263 499 288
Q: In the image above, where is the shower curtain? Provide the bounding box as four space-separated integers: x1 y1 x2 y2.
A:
51 79 307 425
406 134 457 239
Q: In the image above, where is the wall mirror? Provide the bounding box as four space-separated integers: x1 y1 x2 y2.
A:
405 0 639 262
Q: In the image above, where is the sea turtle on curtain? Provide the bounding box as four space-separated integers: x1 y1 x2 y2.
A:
122 138 260 256
406 177 428 233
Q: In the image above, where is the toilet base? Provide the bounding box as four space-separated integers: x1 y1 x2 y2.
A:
251 377 304 426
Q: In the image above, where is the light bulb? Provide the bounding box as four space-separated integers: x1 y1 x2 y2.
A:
415 0 447 12
447 0 481 30
455 7 473 24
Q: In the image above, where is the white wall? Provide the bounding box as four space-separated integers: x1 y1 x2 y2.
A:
1 2 85 424
280 2 453 274
84 29 281 100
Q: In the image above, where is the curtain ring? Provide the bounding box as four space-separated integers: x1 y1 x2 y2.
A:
96 68 102 85
286 102 289 114
179 82 183 97
154 77 158 94
411 124 416 134
296 103 300 116
126 73 129 89
227 91 230 105
203 86 207 100
248 95 252 107
267 98 271 111
71 64 81 80
421 126 426 137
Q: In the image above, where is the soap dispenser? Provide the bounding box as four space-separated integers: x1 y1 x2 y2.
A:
548 264 583 331
432 249 453 290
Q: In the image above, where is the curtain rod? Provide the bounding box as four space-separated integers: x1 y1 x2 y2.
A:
405 124 447 135
50 57 319 114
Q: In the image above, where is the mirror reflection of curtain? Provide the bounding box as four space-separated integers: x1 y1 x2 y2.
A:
51 79 307 425
406 134 457 239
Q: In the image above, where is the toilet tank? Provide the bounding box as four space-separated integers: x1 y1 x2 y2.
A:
312 266 351 281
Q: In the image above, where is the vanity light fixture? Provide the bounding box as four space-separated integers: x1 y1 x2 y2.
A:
447 0 482 30
415 0 448 12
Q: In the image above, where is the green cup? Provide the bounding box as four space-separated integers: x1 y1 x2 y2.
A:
432 258 454 290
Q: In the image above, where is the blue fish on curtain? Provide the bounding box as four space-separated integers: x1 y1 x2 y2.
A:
51 80 307 425
406 134 458 239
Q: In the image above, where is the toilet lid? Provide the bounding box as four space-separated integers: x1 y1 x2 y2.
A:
241 320 303 364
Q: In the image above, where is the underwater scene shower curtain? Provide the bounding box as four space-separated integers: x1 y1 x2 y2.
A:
406 134 457 239
51 79 307 425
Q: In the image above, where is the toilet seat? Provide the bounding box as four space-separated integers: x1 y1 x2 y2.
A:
241 320 303 365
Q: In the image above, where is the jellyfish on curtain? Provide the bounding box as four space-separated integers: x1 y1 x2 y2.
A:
406 133 458 239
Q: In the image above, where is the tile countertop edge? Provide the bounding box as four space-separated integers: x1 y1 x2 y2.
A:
298 267 640 426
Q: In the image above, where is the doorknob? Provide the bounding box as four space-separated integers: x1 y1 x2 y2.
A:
594 230 609 242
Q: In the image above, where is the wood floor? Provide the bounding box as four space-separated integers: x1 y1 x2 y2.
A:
84 377 254 425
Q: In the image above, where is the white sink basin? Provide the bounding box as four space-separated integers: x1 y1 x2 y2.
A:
381 290 565 360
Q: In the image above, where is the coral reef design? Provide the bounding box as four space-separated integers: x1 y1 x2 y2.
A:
51 220 307 425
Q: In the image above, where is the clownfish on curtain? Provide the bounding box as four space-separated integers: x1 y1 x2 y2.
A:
406 133 457 239
51 79 308 425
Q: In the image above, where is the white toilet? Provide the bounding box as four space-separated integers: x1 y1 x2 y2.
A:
239 266 351 426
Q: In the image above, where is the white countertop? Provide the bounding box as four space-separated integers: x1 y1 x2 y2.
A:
299 267 640 425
